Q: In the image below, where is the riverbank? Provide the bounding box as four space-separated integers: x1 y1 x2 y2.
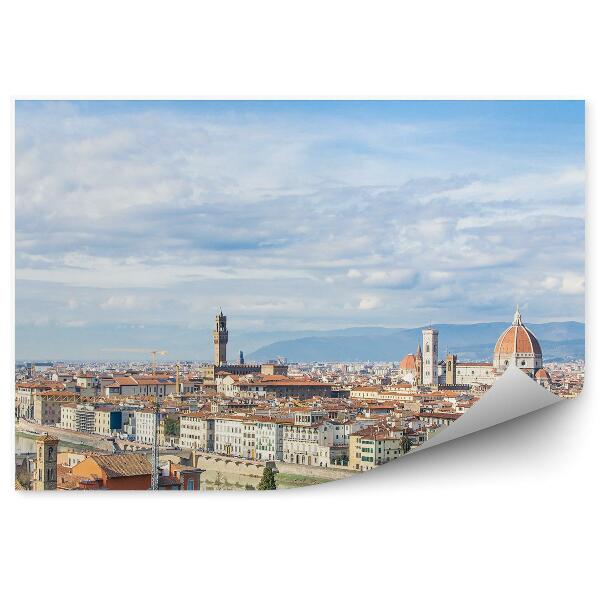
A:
15 420 116 452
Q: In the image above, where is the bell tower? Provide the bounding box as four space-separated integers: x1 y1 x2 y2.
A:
213 310 228 366
422 327 439 385
445 353 457 385
33 434 58 491
415 344 423 385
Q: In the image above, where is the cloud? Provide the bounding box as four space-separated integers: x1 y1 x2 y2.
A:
14 101 585 357
358 296 382 310
542 273 585 296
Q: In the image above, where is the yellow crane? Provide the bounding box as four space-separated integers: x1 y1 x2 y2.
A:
102 348 168 375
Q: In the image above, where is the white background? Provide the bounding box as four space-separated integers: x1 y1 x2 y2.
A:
0 2 597 599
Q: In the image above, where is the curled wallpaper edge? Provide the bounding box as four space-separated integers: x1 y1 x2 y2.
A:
413 366 562 453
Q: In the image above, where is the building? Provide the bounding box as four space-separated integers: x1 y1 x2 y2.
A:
75 404 95 433
32 434 59 491
398 353 417 383
348 426 404 471
350 386 382 400
158 461 204 490
217 373 333 400
493 306 544 379
453 362 495 386
103 375 176 398
422 328 438 385
253 417 287 461
213 310 228 366
444 353 457 385
94 407 124 436
60 403 77 430
179 413 215 452
282 410 372 467
16 382 62 420
213 414 249 457
415 344 423 385
33 390 78 425
134 409 159 444
72 454 152 490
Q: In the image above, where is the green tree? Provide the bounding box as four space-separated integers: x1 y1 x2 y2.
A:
401 436 412 455
163 417 180 437
257 466 277 490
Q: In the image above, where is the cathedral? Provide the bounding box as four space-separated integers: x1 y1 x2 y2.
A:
399 307 551 389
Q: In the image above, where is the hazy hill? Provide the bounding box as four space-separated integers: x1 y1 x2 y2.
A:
247 321 585 363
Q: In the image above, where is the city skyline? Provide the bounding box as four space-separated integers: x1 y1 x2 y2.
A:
15 100 585 358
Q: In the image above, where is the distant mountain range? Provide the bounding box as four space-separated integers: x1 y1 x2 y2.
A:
247 321 585 363
15 320 584 363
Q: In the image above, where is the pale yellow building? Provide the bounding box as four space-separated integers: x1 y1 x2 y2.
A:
349 426 405 472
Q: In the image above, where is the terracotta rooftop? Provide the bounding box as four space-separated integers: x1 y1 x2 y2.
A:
90 454 152 478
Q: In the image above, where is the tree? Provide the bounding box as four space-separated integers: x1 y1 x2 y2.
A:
401 436 412 455
163 417 180 437
257 466 277 490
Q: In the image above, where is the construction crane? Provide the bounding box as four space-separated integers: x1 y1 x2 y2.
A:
101 346 168 490
102 348 167 375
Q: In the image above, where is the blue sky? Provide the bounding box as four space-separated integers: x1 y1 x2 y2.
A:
15 100 585 359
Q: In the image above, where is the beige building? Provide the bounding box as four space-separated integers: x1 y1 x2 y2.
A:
282 410 374 467
349 426 405 472
179 413 215 452
350 386 382 400
16 382 60 420
217 373 332 400
33 390 78 425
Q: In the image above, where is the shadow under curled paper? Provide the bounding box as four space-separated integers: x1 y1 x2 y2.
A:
14 100 584 491
415 366 563 453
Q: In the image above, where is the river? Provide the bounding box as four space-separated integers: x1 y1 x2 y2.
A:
15 432 99 455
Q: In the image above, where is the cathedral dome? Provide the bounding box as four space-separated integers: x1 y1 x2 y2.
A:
399 354 416 370
493 307 543 374
494 307 542 356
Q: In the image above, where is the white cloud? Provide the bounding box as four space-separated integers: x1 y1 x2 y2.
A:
358 296 382 310
14 101 585 343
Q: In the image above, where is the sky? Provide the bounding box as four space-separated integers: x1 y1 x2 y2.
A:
15 100 585 360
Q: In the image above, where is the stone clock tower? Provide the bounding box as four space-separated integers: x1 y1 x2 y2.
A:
33 434 58 491
213 310 228 366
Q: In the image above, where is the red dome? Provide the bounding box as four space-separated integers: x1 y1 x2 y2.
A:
534 368 551 380
399 354 416 370
494 308 542 356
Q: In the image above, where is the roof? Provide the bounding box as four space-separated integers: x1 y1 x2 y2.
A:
399 354 416 370
419 412 461 421
90 454 152 478
535 368 551 380
494 307 542 356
